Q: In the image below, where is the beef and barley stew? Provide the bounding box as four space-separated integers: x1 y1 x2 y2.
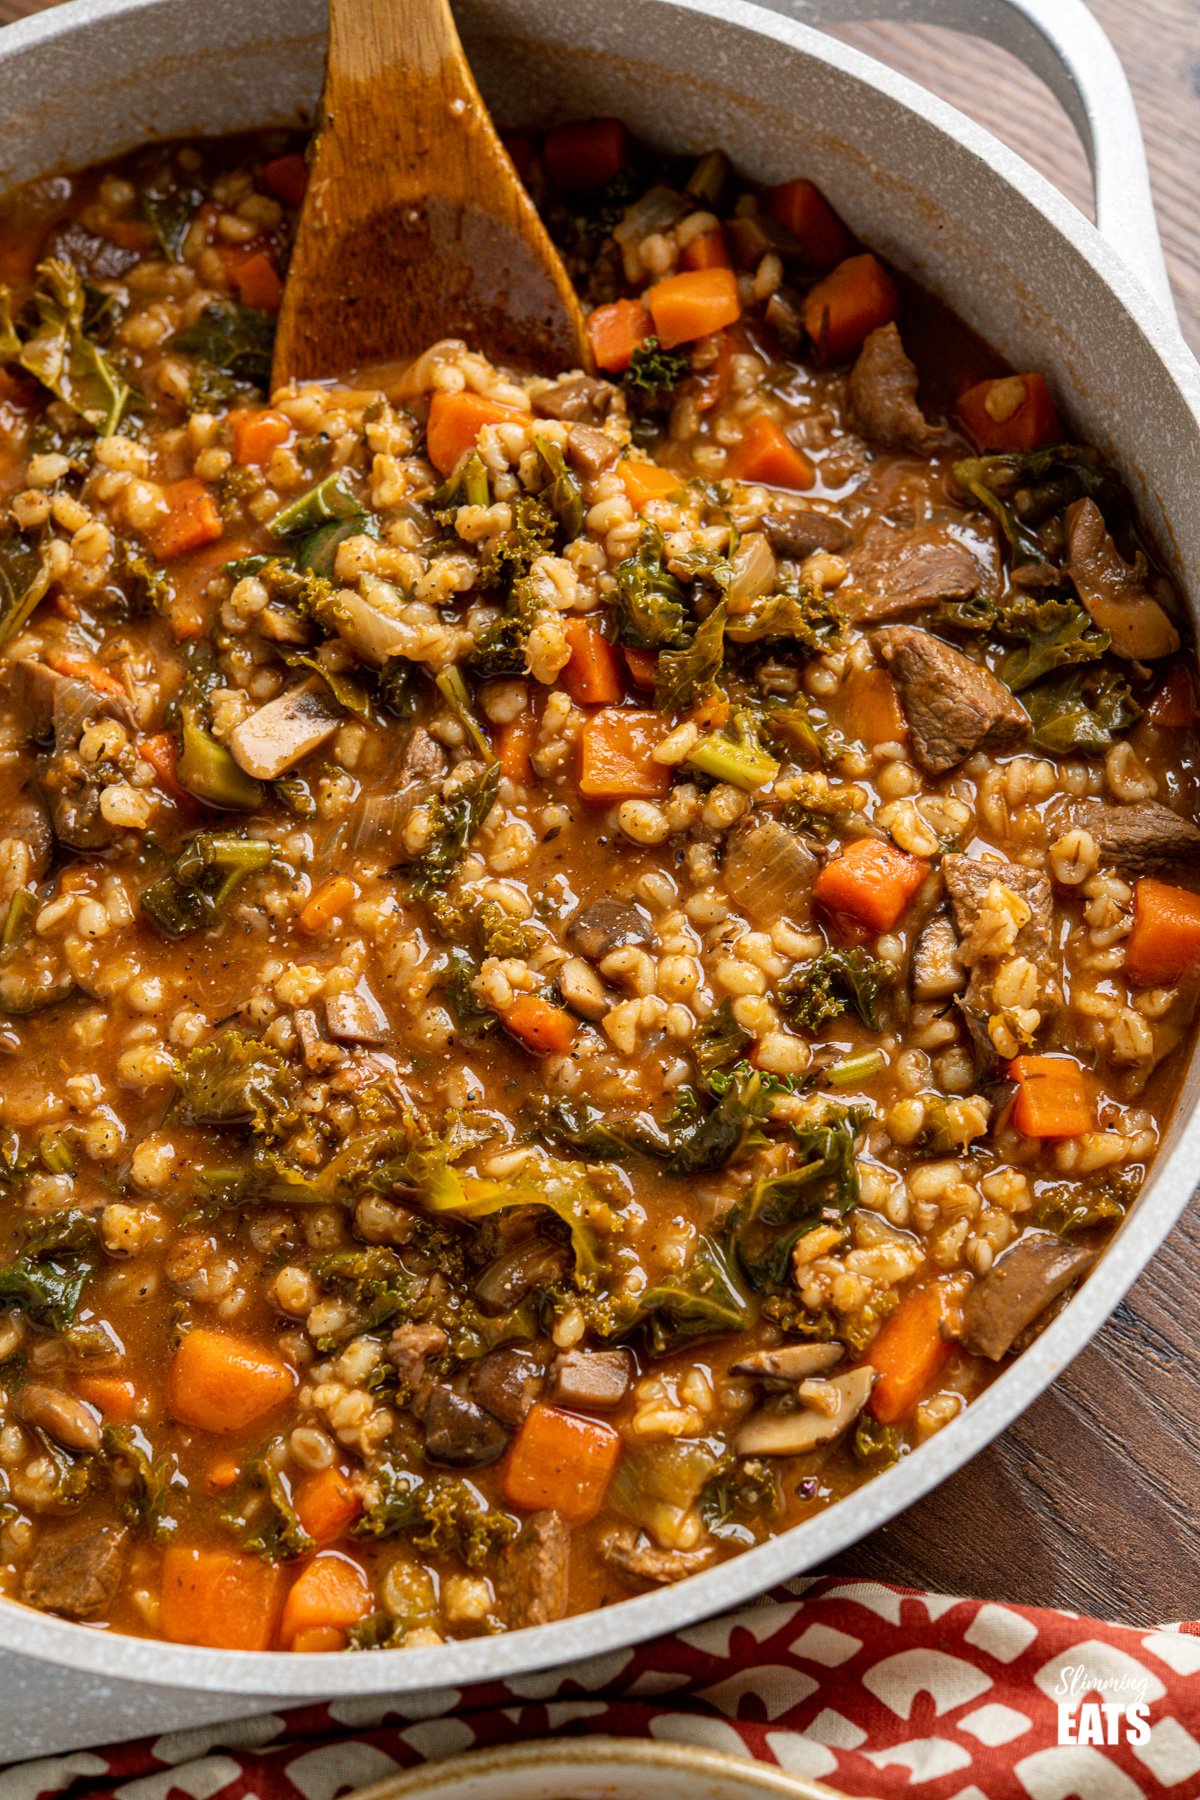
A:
0 119 1195 1653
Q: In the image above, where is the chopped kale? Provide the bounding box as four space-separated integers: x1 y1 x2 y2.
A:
725 581 846 652
1 260 130 434
612 528 690 649
0 1210 97 1333
477 495 556 592
0 528 53 649
637 1232 752 1353
311 1247 418 1340
852 1414 903 1469
355 1468 518 1567
223 1445 315 1561
102 1426 179 1540
691 998 752 1082
170 300 274 400
728 1106 864 1290
535 434 584 540
404 763 500 895
140 832 273 939
779 947 894 1033
141 185 201 261
655 601 726 712
268 473 364 539
623 336 690 401
700 1454 782 1542
666 1063 782 1175
171 1030 297 1137
1022 664 1141 755
996 599 1109 691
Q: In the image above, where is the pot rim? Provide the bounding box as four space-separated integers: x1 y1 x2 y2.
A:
1 0 1198 1701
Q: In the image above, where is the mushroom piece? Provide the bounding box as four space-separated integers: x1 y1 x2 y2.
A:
762 508 851 562
421 1385 510 1467
566 897 657 963
549 1348 633 1411
601 1525 716 1586
720 814 818 929
228 678 342 780
1066 498 1179 662
735 1364 876 1457
472 1346 545 1427
15 1383 101 1454
731 1342 844 1383
325 984 389 1045
961 1231 1098 1361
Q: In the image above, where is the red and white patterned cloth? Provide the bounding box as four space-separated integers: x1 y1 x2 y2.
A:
5 1578 1200 1799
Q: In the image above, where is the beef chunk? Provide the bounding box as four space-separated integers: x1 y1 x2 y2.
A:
21 1519 128 1619
762 508 851 561
388 1322 447 1394
497 1509 569 1627
1069 799 1200 871
566 897 657 962
12 660 134 853
848 323 946 455
848 524 987 621
399 725 449 785
871 624 1030 774
421 1385 509 1467
566 424 620 478
549 1348 632 1411
962 1231 1097 1360
42 219 142 280
1066 498 1179 662
601 1525 715 1587
532 375 617 423
943 853 1057 1065
909 909 966 1001
472 1346 545 1426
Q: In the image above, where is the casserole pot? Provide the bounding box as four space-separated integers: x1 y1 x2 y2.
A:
2 0 1199 1726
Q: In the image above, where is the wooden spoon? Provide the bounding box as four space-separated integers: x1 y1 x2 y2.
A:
271 0 590 388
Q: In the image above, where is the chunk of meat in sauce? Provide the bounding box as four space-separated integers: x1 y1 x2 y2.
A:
21 1519 128 1619
566 423 620 477
848 524 989 621
43 218 142 280
943 853 1057 1068
1068 798 1200 871
601 1525 715 1587
762 508 852 562
961 1230 1097 1360
848 323 947 456
533 375 617 423
12 660 134 852
871 624 1029 775
1066 498 1179 662
388 1322 447 1395
909 909 966 1001
497 1509 569 1626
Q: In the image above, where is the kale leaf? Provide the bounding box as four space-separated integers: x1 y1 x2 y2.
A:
171 1030 297 1137
140 831 274 937
355 1468 517 1567
2 260 130 434
0 1210 97 1333
623 336 690 401
728 1106 863 1290
700 1454 781 1543
612 528 690 649
637 1233 752 1354
779 947 894 1033
170 301 274 400
691 998 752 1083
1022 664 1141 754
655 601 726 712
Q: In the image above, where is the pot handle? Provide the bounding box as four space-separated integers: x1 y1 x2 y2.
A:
771 0 1175 319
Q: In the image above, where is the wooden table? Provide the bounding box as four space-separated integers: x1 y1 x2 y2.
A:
2 0 1198 1623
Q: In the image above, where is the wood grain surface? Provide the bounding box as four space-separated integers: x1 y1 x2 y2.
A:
1 0 1198 1621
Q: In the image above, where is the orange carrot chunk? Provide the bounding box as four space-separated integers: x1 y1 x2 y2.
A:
560 617 624 706
1147 668 1195 730
956 373 1061 453
166 1328 295 1434
1125 878 1200 985
496 714 537 783
501 994 578 1057
617 458 682 511
1008 1055 1095 1139
161 1546 284 1651
725 416 815 491
813 836 928 934
74 1375 135 1424
868 1284 953 1424
765 178 853 269
502 1403 621 1523
623 646 659 691
579 709 671 801
299 874 358 935
279 1552 373 1652
148 479 223 562
218 244 283 315
679 228 732 272
262 153 309 208
426 390 521 476
231 408 291 467
587 299 653 373
294 1468 362 1545
802 253 899 363
647 267 742 350
543 118 628 191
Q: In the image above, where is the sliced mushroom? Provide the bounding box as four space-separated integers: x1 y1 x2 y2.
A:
735 1364 876 1456
421 1385 509 1467
16 1383 101 1454
731 1342 844 1383
720 814 818 928
566 897 656 963
472 1237 568 1314
601 1525 716 1586
549 1348 633 1411
910 909 967 1001
566 424 621 478
1066 498 1179 662
325 984 389 1045
761 507 851 562
961 1231 1097 1361
471 1346 545 1426
558 955 611 1021
228 678 342 780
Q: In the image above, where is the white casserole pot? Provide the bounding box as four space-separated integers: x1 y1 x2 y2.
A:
1 0 1199 1729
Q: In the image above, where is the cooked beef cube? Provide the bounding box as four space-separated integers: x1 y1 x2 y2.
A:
472 1346 545 1426
42 218 142 279
399 724 449 785
12 660 134 852
943 853 1058 1067
871 623 1030 774
21 1519 128 1619
601 1524 714 1586
909 909 966 1001
549 1348 632 1411
762 508 851 561
961 1230 1097 1360
421 1384 509 1466
532 375 617 423
388 1322 448 1394
721 814 818 928
229 678 342 780
566 897 657 963
325 984 389 1044
1069 799 1200 871
1066 498 1179 662
848 323 946 455
497 1509 569 1626
849 524 988 620
566 424 620 477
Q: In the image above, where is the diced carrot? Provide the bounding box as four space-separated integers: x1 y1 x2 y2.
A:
1008 1055 1095 1139
692 325 747 416
647 267 742 350
206 1457 241 1494
425 390 521 476
688 693 732 732
262 152 309 208
543 118 627 191
845 667 906 747
148 479 223 562
217 244 283 315
725 416 815 491
294 1468 362 1545
617 458 682 511
166 1328 295 1435
46 653 127 699
802 253 899 364
501 994 578 1057
230 408 291 467
679 228 731 272
587 299 653 374
500 129 536 184
1146 667 1194 730
868 1284 953 1424
502 1402 621 1523
1125 878 1200 986
813 835 928 934
765 178 853 269
138 730 184 800
623 646 659 690
299 874 358 935
280 1551 373 1652
957 373 1061 453
104 217 158 252
161 1546 284 1651
579 708 671 800
496 713 537 782
560 617 624 706
291 1626 347 1653
74 1375 135 1424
